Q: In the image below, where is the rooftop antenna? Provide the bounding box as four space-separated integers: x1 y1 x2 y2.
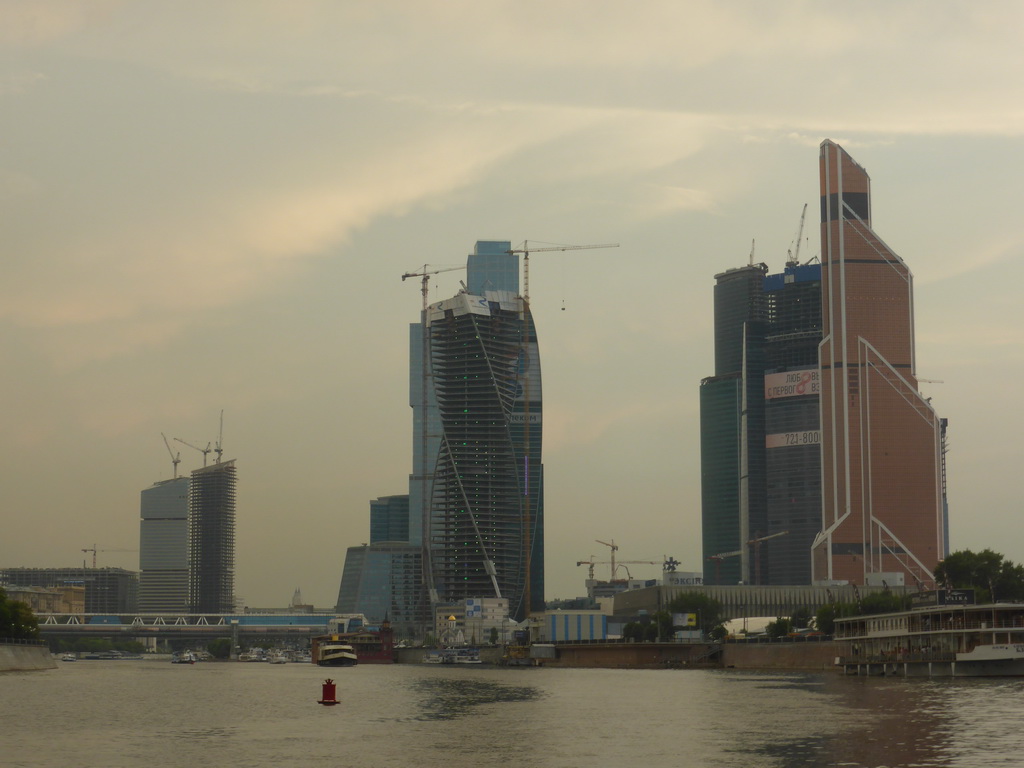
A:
161 433 181 478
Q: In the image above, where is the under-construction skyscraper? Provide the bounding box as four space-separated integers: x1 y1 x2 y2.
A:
425 277 544 621
187 460 236 613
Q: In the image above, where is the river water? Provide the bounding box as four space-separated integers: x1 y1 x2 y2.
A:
2 658 1022 767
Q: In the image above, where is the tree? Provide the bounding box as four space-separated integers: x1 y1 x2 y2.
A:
935 549 1024 602
207 638 232 659
666 593 726 637
488 627 499 645
765 617 792 639
0 588 40 640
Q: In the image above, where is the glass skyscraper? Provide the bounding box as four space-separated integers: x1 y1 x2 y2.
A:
139 476 190 613
187 460 236 613
700 261 822 586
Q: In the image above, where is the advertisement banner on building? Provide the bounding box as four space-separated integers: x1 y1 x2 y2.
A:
766 430 821 449
764 370 820 400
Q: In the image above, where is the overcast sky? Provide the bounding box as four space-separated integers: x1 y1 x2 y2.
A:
3 1 1023 609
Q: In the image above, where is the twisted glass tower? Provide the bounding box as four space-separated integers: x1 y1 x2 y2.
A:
426 288 543 621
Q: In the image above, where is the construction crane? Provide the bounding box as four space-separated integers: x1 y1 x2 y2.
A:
577 558 663 582
505 241 619 303
786 203 808 266
402 262 471 613
161 433 181 478
81 545 138 569
214 409 224 464
595 539 619 582
707 531 790 585
401 264 467 311
174 437 212 467
750 531 789 586
706 549 743 584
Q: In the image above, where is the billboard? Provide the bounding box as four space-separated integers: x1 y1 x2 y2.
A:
765 369 819 400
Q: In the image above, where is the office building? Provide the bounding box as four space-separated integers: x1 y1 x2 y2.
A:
139 476 190 613
812 140 945 587
1 567 137 614
188 460 236 613
335 542 426 638
369 495 410 544
700 260 822 585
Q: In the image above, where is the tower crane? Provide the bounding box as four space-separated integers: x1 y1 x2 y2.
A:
577 557 663 582
787 203 808 266
505 241 619 303
401 264 467 311
750 531 789 586
595 539 618 583
174 437 212 467
214 409 224 464
707 531 790 585
401 263 470 612
161 433 181 478
81 544 138 568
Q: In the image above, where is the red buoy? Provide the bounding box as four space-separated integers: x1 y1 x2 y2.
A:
318 678 339 706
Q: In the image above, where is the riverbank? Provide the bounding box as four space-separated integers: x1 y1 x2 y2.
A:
0 641 57 671
396 641 843 670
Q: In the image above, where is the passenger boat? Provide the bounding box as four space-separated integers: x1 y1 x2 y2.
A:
835 590 1024 677
424 648 482 664
316 640 358 667
311 616 394 664
171 651 197 664
60 653 77 662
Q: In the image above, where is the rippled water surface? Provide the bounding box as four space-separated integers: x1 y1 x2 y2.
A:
3 659 1023 767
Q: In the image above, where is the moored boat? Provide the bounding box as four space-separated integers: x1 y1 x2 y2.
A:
836 590 1024 677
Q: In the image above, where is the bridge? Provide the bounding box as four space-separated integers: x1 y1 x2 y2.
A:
38 613 337 644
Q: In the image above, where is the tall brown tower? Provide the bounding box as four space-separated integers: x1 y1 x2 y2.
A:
811 140 944 588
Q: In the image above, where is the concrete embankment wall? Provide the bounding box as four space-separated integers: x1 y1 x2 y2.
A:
721 641 842 671
0 643 57 672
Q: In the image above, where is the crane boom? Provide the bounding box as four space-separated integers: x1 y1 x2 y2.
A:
401 264 467 312
506 241 619 302
161 433 181 478
174 437 212 467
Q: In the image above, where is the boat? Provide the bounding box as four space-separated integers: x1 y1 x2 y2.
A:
60 653 77 662
835 590 1024 677
171 651 197 664
423 648 482 664
311 617 394 664
267 651 288 664
316 640 358 667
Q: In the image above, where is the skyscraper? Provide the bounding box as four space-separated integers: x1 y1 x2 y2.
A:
812 140 945 587
187 460 236 613
139 476 190 613
425 277 544 620
700 260 822 585
337 241 544 631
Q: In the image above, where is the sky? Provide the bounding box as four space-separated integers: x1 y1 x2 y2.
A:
3 1 1024 610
